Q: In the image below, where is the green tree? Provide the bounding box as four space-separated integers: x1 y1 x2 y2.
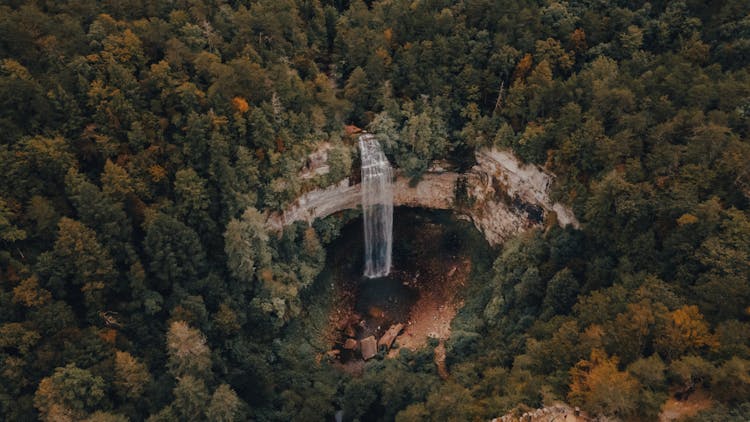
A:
0 322 41 355
541 267 580 318
173 167 217 245
628 355 667 392
669 355 715 390
172 375 209 422
694 209 750 320
344 66 370 123
3 136 75 200
174 168 210 226
396 101 450 178
0 59 51 140
224 207 271 287
712 357 750 404
397 381 484 421
36 218 115 314
605 301 660 365
33 364 107 421
26 195 59 241
65 168 134 265
0 196 26 242
627 355 669 419
144 213 206 292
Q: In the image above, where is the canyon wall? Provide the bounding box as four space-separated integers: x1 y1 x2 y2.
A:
265 148 579 245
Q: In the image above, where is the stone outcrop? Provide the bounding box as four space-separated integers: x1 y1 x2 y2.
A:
343 338 358 350
266 179 361 232
299 142 332 179
492 403 586 422
393 173 459 210
462 149 579 244
360 336 377 360
377 323 404 351
265 148 579 245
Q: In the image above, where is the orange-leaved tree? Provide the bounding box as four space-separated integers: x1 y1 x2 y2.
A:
568 349 639 418
654 305 719 361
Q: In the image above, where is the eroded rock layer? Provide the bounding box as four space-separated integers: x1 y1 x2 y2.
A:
266 148 579 245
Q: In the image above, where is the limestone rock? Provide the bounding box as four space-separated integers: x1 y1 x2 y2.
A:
377 323 404 351
300 142 332 180
345 325 356 338
360 336 377 360
393 173 458 209
343 338 358 350
265 147 580 246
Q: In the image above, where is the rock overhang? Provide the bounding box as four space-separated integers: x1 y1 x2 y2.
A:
265 148 579 245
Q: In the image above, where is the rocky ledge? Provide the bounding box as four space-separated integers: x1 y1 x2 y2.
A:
266 148 579 245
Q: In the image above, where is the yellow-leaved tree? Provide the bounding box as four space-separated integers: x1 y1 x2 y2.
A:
654 305 719 361
568 349 640 418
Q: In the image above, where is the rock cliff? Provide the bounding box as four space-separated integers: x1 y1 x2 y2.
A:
266 148 579 245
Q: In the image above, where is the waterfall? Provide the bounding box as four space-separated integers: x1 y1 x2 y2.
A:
359 134 393 278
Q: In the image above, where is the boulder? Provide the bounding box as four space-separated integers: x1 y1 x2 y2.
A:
343 338 358 350
345 325 356 338
378 323 404 351
360 336 377 360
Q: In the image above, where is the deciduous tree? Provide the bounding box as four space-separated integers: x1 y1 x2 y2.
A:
568 349 640 418
113 351 151 399
655 305 718 361
206 384 243 422
166 320 212 379
34 364 107 421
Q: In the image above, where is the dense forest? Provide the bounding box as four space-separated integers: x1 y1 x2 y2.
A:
1 0 750 420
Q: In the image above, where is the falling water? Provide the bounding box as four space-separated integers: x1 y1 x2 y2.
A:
359 134 393 278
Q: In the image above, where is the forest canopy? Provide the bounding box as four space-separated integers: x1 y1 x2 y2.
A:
1 0 749 421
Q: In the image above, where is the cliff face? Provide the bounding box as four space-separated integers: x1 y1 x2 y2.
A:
266 148 579 245
462 149 579 244
393 172 460 210
266 179 361 231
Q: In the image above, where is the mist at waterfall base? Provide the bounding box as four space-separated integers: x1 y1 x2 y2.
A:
358 134 394 278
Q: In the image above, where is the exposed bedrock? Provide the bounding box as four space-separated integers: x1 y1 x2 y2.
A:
265 148 579 245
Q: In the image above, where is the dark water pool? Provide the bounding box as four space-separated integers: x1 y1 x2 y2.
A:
354 275 416 339
294 207 492 360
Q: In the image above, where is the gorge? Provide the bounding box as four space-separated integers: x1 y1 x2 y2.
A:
268 140 581 363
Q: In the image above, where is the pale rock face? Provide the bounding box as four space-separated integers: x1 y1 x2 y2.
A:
393 172 459 210
463 182 536 245
299 142 332 179
265 148 579 245
464 148 579 244
265 179 360 232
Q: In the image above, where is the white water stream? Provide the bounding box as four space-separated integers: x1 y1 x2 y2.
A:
359 134 393 278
